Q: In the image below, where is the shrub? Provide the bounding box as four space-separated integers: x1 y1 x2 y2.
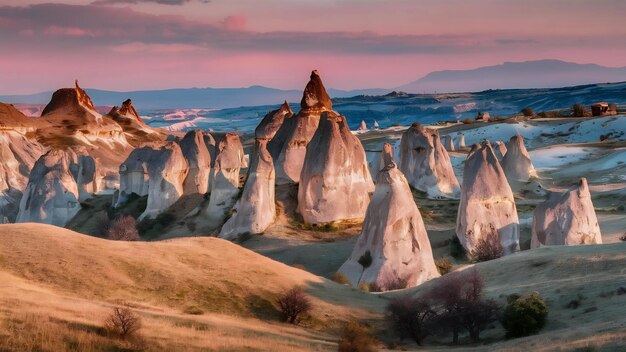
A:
106 215 140 241
184 306 204 315
276 287 312 325
357 282 371 292
538 110 563 118
463 117 472 124
372 274 409 292
469 234 503 262
332 272 352 286
338 321 378 352
358 251 373 268
521 107 534 117
572 104 591 117
435 257 453 275
502 292 548 338
449 236 467 260
386 296 435 345
104 307 141 339
426 268 500 343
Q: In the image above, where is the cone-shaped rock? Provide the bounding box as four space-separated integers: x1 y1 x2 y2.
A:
106 99 163 145
456 141 520 255
274 71 333 184
256 101 293 140
399 123 460 199
502 134 536 182
16 148 97 226
204 133 246 226
359 120 367 131
297 112 374 224
140 143 189 220
219 139 275 240
179 130 211 195
493 140 508 161
531 178 601 248
443 135 455 151
458 133 466 149
337 144 439 291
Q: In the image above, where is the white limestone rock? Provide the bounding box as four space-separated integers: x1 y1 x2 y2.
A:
179 130 211 195
297 112 374 224
219 139 275 240
456 141 520 255
457 133 466 149
337 143 439 291
443 135 455 151
399 123 460 199
501 134 537 182
531 178 601 248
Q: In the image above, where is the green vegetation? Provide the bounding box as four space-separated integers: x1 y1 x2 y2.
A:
502 292 548 338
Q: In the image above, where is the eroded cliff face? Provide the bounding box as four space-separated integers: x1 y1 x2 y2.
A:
399 123 460 199
297 112 374 224
456 141 520 255
338 143 439 291
532 178 602 248
16 147 97 227
106 99 165 146
274 70 333 184
219 139 275 240
179 130 211 195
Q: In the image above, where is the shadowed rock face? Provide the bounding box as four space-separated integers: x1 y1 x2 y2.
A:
106 99 164 146
338 144 439 291
297 112 374 224
531 178 601 248
399 123 460 199
502 134 536 182
456 141 520 255
255 101 293 140
274 71 333 184
117 146 154 204
16 147 97 227
493 140 508 161
219 139 275 240
179 130 211 195
204 133 246 227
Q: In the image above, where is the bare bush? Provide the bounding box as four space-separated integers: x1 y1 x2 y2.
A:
332 272 352 286
107 215 140 241
435 257 453 275
469 232 503 262
426 268 500 343
386 296 435 345
104 307 142 340
338 321 378 352
521 107 534 117
370 274 408 292
276 287 312 325
572 104 591 117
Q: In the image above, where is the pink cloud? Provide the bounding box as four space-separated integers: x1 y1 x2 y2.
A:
44 25 95 37
221 15 246 31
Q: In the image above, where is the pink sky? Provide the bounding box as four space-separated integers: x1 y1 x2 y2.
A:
1 0 626 94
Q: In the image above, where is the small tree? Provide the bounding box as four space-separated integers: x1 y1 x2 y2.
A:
276 287 312 325
469 233 503 262
572 104 591 117
386 296 435 345
107 215 140 241
502 292 548 338
426 268 500 343
338 321 378 352
521 107 534 117
104 307 142 339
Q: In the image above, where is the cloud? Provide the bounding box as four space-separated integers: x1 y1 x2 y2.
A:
91 0 210 5
221 16 246 31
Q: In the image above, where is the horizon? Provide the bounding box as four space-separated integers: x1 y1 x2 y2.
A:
2 0 626 94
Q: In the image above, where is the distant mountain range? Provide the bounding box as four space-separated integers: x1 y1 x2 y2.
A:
3 60 626 109
398 60 626 93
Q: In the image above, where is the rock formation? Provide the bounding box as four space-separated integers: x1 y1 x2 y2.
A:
106 99 164 146
531 178 601 248
204 133 246 226
502 134 536 182
219 139 275 240
359 120 367 131
443 135 455 151
457 133 466 149
337 143 439 291
274 70 333 184
16 148 97 226
116 146 154 205
179 130 211 195
456 141 520 255
297 112 374 224
493 140 508 161
399 123 460 199
141 143 188 220
255 101 293 140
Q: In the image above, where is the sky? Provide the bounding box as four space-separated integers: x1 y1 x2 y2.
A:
1 0 626 94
